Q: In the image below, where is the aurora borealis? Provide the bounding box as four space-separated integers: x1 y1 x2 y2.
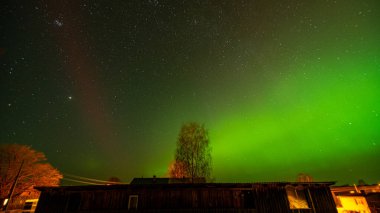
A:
1 0 379 185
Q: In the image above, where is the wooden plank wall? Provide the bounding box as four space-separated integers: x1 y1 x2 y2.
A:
254 185 290 213
308 187 338 213
35 190 68 213
35 185 338 213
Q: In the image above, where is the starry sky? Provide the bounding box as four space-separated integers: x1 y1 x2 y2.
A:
1 0 379 185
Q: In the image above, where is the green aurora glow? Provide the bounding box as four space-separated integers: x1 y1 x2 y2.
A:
1 0 379 185
153 14 380 183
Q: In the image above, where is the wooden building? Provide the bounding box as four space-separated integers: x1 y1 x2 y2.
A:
35 181 337 213
331 184 380 213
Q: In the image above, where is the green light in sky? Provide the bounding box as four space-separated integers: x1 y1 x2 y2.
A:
210 53 380 183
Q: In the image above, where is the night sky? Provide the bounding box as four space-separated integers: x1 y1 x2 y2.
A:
1 0 379 185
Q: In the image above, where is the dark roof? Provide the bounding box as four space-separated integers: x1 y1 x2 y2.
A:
35 181 335 192
131 178 170 184
130 177 206 184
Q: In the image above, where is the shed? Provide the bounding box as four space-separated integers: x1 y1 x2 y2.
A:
35 182 337 213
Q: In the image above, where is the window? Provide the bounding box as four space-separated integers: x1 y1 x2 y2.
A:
23 202 33 210
128 195 138 210
22 199 38 213
286 185 309 209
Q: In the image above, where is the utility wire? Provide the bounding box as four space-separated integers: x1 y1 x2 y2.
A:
63 173 127 184
62 177 104 185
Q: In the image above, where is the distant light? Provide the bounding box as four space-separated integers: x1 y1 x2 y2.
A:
3 198 8 206
54 19 63 27
68 96 72 100
350 191 355 194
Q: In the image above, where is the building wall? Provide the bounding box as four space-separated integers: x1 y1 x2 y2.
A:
336 196 371 213
35 184 338 213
